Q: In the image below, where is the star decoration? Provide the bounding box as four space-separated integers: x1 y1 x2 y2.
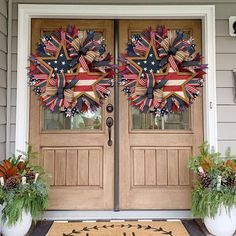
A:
39 44 76 79
66 67 106 103
127 43 162 80
155 66 197 103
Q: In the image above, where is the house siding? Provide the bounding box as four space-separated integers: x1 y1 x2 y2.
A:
8 1 236 154
0 0 7 160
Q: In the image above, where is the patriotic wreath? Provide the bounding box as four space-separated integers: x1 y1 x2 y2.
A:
120 26 207 116
28 26 113 117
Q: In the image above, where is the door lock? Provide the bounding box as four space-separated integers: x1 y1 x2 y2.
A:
106 117 113 146
106 104 114 113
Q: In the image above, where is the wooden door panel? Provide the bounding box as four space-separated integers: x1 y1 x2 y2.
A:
77 150 89 186
179 149 192 186
156 150 168 186
119 20 203 209
30 19 114 210
144 149 156 186
131 147 192 187
42 147 103 187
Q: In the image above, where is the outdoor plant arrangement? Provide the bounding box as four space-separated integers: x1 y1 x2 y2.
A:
0 145 48 236
189 142 236 236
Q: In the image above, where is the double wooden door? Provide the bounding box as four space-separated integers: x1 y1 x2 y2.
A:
30 19 203 210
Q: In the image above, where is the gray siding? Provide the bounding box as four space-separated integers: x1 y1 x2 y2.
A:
215 16 236 154
0 0 7 160
9 1 236 155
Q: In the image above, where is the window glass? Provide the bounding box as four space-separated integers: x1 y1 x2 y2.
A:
43 108 102 130
131 107 190 130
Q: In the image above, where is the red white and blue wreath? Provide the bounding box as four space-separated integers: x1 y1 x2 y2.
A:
119 26 207 116
28 26 114 117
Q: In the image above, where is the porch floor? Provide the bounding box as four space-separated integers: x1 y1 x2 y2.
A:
26 219 207 236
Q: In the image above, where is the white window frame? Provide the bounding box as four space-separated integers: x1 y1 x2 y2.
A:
16 5 217 153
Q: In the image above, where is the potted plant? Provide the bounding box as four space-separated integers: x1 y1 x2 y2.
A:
0 145 48 236
0 185 5 233
189 142 236 236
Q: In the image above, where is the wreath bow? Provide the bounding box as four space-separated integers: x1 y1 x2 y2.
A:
42 73 77 112
67 31 110 72
157 30 194 70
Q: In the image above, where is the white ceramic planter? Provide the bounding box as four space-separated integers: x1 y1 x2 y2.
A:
234 205 236 229
1 209 32 236
0 204 3 233
204 204 236 236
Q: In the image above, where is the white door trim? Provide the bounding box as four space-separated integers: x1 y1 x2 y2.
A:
16 4 216 217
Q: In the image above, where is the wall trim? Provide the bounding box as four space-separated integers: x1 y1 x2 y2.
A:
6 0 13 158
16 4 217 155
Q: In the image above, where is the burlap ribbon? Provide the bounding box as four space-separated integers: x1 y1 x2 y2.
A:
42 73 77 112
69 31 101 70
158 30 193 69
133 73 167 112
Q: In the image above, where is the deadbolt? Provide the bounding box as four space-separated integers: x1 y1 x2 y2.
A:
106 104 114 113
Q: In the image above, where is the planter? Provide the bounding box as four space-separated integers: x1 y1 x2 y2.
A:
1 209 32 236
204 204 236 236
234 206 236 229
0 204 3 233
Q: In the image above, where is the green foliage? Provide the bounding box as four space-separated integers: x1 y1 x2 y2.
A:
188 142 221 173
0 143 49 226
2 180 48 226
0 187 6 204
189 142 236 218
192 186 236 218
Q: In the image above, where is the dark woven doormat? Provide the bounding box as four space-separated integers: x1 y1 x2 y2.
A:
27 219 205 236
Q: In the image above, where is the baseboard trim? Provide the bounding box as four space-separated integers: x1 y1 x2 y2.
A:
42 210 193 221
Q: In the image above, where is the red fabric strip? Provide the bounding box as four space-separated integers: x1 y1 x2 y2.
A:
74 86 93 92
156 73 190 80
163 86 183 92
66 73 99 81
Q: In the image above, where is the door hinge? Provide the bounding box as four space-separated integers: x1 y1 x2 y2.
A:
210 101 213 109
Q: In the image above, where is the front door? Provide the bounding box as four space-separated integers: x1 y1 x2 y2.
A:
119 20 203 209
29 19 203 210
30 19 114 209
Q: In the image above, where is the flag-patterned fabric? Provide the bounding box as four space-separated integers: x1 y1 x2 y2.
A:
29 26 114 117
120 25 207 116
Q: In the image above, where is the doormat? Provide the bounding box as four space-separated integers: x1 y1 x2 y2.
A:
47 221 190 236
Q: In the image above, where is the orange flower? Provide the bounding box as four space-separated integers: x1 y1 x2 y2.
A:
17 161 25 171
200 156 212 172
0 160 20 180
225 160 236 172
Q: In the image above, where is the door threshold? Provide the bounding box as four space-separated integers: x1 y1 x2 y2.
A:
43 210 193 221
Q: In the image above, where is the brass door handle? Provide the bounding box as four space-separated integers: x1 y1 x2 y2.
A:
106 117 113 146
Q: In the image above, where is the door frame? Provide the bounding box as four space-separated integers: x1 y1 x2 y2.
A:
16 4 217 154
15 4 216 218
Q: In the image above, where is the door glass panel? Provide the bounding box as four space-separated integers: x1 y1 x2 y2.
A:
131 107 190 130
44 108 102 130
42 30 103 131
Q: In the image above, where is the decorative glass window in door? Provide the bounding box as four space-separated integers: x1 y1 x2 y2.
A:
131 107 190 130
